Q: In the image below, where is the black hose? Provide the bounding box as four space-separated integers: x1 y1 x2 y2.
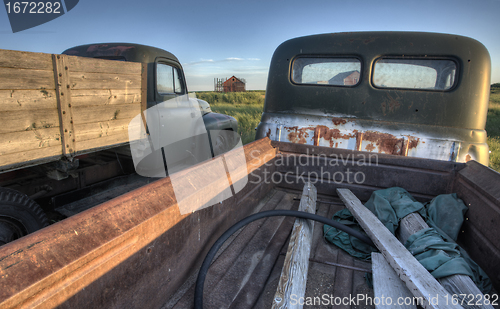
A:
194 209 375 308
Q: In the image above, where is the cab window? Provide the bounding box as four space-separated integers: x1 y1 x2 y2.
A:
373 58 457 91
157 63 184 94
292 57 361 86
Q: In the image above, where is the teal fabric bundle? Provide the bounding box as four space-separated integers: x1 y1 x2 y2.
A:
323 187 491 293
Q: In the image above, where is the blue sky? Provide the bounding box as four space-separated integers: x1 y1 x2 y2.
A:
1 0 499 91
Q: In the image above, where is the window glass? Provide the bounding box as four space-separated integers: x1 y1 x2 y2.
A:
292 57 361 86
174 67 182 93
373 58 457 90
157 63 183 94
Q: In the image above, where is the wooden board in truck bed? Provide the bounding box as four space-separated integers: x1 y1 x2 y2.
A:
0 49 145 172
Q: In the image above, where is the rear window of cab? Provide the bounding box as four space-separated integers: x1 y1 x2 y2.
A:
291 56 458 91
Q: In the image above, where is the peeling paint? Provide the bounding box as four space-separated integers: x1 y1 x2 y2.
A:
313 125 357 147
364 131 404 155
407 136 420 150
331 117 347 126
283 124 422 155
365 143 375 152
286 126 309 144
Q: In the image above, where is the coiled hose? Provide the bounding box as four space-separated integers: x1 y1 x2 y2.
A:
194 209 375 308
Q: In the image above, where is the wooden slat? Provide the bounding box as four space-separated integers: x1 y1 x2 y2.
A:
372 252 417 309
336 188 462 309
0 50 53 70
0 109 60 134
0 128 61 156
398 213 493 309
71 104 141 125
66 55 142 74
0 68 55 90
272 182 316 309
70 89 141 107
74 131 129 153
0 89 57 111
53 54 76 155
0 146 62 168
69 72 141 90
73 119 131 142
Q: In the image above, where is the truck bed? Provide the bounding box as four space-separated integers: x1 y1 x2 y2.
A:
0 138 499 308
164 188 374 309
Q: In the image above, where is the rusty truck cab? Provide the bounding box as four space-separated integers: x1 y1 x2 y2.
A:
256 32 491 165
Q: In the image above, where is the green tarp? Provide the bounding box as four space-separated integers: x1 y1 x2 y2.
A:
323 187 491 293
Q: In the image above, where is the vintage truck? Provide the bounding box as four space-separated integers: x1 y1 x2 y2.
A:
0 32 498 309
256 32 490 166
0 43 238 246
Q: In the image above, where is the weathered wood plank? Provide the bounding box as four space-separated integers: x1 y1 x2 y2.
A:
68 72 141 90
70 89 141 107
0 68 55 90
71 104 141 125
0 109 60 134
336 188 462 309
74 131 129 153
73 119 131 142
0 128 61 156
372 252 417 309
0 50 53 70
0 89 57 111
398 213 493 309
65 55 142 74
272 182 317 309
0 146 62 168
53 54 76 155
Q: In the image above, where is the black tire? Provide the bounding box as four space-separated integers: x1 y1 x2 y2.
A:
0 187 49 245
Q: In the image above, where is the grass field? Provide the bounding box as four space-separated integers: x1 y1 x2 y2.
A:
197 88 500 172
487 85 500 172
197 91 265 145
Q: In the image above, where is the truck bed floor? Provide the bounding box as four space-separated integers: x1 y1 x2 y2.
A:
163 188 374 309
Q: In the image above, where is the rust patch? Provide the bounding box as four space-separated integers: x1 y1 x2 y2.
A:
286 126 309 144
465 154 472 162
266 128 271 138
363 131 404 155
331 117 347 126
365 143 375 152
313 125 357 147
407 136 420 150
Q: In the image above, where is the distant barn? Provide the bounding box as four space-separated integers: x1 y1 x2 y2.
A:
221 76 246 92
329 70 360 86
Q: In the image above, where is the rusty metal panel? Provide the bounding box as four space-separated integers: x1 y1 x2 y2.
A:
257 112 488 164
0 138 276 309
